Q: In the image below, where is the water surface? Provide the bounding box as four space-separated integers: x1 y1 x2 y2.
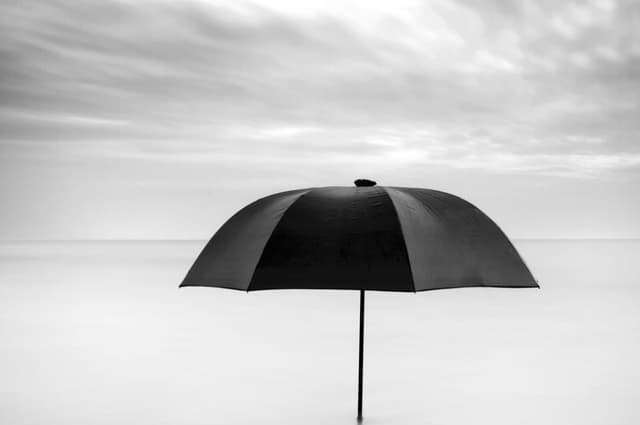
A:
1 240 639 425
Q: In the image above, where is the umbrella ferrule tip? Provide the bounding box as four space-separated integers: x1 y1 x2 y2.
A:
354 179 376 187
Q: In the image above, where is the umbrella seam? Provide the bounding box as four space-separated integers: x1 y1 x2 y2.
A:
245 189 314 292
380 186 417 293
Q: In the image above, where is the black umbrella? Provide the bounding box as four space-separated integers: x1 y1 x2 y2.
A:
181 179 538 421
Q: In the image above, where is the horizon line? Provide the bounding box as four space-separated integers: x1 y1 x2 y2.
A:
2 238 640 243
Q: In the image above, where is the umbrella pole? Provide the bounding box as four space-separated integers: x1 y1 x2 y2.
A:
357 289 365 422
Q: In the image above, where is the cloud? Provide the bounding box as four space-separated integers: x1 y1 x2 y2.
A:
0 0 639 178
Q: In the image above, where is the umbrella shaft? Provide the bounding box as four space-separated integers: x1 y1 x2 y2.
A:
357 289 365 421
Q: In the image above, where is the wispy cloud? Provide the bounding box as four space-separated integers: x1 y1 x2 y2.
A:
1 0 638 177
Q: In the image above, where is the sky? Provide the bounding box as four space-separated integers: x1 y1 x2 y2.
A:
1 0 639 240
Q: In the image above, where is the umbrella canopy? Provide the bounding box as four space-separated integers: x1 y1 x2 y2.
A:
181 183 537 291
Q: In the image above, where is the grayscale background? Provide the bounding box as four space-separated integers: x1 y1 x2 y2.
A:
1 1 639 424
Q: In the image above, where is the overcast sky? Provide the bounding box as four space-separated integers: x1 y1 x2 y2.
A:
1 0 639 239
